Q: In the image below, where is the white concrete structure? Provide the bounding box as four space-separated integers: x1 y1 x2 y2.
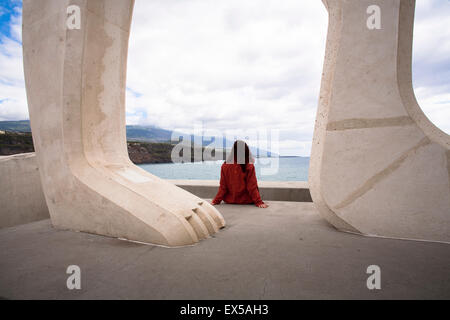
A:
19 0 449 245
309 0 450 242
0 153 49 228
22 0 225 247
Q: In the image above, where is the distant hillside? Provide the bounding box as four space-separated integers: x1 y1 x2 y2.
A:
0 130 227 164
0 120 32 132
0 120 277 157
127 141 174 164
0 121 174 142
126 125 173 142
0 131 34 155
0 130 175 164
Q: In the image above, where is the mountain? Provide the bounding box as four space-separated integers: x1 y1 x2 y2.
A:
0 120 277 157
0 121 173 142
126 125 173 142
0 120 32 132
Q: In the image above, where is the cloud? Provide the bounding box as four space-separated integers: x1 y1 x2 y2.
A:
0 3 26 121
0 0 449 156
126 0 328 155
412 0 450 134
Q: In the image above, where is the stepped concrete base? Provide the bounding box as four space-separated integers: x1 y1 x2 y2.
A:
0 201 448 300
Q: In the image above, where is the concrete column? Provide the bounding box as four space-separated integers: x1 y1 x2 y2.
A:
310 0 450 242
22 0 225 246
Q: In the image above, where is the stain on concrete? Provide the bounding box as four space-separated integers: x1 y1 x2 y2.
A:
334 137 431 209
327 116 414 131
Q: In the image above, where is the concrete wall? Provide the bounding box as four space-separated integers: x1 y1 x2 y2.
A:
170 180 312 203
0 153 49 228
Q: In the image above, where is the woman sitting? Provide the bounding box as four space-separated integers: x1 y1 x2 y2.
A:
212 140 268 208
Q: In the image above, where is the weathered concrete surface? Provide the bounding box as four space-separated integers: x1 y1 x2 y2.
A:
309 0 450 242
0 201 448 300
22 0 224 246
0 153 48 229
170 180 312 203
21 0 449 246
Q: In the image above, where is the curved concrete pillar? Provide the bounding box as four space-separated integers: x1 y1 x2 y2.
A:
310 0 450 242
22 0 225 246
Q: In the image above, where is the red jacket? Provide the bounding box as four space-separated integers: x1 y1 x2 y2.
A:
212 163 264 206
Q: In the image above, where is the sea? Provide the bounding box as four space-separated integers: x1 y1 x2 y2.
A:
138 157 310 181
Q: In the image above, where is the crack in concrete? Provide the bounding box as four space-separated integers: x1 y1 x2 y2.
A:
334 137 431 210
259 276 269 300
326 116 414 131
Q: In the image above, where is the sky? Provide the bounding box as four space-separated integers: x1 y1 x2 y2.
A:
0 0 449 156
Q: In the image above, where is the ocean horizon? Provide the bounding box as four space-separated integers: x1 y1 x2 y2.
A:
138 156 310 181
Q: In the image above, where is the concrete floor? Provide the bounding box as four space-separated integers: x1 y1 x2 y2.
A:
0 201 449 300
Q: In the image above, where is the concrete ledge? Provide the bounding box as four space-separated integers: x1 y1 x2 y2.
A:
0 153 49 229
169 180 312 203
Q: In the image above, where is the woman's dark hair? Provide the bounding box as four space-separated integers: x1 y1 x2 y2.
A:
232 140 250 173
